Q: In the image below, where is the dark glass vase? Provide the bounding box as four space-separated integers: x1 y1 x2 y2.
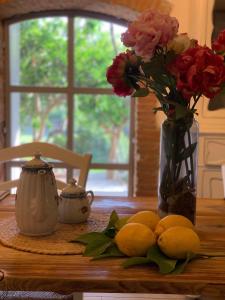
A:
158 115 199 224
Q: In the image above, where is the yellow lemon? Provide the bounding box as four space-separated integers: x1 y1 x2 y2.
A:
115 223 156 257
127 210 160 231
155 214 194 238
158 226 200 259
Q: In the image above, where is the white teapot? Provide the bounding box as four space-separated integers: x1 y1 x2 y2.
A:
16 153 58 236
58 179 94 223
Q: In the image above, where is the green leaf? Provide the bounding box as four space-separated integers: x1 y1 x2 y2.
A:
171 252 196 275
122 257 151 268
133 88 149 97
142 56 164 79
165 50 177 64
175 103 189 120
103 210 119 238
115 216 130 230
104 227 117 238
147 245 177 274
92 243 125 260
84 237 113 257
71 231 113 257
104 210 119 231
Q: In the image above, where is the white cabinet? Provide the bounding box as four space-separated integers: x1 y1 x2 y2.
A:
198 135 225 198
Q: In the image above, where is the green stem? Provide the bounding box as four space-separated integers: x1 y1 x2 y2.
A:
175 161 181 181
187 128 194 188
130 75 169 97
191 94 202 111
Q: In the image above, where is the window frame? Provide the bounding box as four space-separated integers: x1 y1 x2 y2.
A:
4 10 135 196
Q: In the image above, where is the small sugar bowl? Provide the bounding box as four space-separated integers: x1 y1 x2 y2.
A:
58 179 94 223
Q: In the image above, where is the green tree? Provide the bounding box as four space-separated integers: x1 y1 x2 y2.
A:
18 16 129 172
74 18 129 171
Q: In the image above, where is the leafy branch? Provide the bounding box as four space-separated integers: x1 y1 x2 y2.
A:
69 211 223 275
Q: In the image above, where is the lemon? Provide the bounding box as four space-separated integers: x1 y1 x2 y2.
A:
127 210 160 231
155 214 194 238
158 226 200 259
115 223 156 257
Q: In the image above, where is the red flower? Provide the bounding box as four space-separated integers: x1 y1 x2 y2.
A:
212 29 225 55
106 51 139 97
168 45 225 99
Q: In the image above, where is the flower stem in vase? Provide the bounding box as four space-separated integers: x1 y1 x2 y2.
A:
158 116 198 224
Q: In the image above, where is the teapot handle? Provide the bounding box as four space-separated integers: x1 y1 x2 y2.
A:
86 190 94 206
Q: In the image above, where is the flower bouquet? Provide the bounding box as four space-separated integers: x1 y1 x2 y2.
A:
106 9 225 223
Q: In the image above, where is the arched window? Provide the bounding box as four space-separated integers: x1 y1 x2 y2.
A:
5 12 135 196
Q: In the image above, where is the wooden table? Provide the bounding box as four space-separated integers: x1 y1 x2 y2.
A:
0 196 225 299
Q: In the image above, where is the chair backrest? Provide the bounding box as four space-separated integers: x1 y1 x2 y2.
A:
0 142 92 191
221 165 225 199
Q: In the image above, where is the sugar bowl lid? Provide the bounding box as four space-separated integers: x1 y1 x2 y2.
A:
22 152 52 170
61 178 86 198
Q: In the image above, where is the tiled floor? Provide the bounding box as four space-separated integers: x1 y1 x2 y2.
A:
83 293 189 300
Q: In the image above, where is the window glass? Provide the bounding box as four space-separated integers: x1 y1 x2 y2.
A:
10 93 67 146
74 17 126 87
9 17 67 86
74 94 130 163
7 15 132 196
86 169 128 196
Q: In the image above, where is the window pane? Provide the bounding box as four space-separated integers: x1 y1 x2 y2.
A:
74 94 130 163
86 169 128 196
53 168 67 183
10 93 67 146
74 17 126 87
9 17 67 86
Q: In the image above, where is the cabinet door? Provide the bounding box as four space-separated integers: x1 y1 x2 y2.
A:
198 167 224 198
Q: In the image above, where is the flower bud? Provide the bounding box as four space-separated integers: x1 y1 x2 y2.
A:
168 33 196 54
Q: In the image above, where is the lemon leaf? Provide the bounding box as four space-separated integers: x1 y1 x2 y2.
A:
92 244 125 260
71 232 105 244
84 238 113 257
103 210 119 237
147 245 177 274
171 252 196 274
105 210 119 229
72 232 113 257
122 257 151 268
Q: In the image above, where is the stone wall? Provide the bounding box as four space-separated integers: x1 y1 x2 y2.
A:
0 0 171 21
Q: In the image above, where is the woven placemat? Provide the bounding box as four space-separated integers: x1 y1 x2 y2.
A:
0 213 108 255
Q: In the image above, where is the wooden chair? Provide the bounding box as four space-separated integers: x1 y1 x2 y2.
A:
0 141 92 191
0 142 92 300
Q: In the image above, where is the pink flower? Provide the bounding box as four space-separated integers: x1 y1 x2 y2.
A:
168 45 225 99
106 50 139 97
121 10 179 60
212 29 225 55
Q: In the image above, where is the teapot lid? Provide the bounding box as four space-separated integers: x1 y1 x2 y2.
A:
61 178 86 198
23 152 52 169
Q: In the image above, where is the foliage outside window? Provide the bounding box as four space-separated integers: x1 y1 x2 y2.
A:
6 14 133 196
